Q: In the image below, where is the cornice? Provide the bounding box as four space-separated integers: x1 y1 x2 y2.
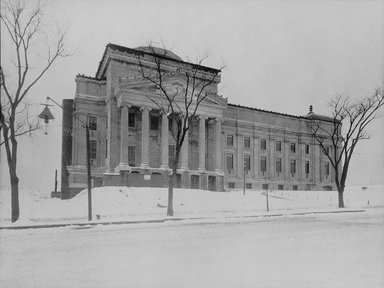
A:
228 103 334 124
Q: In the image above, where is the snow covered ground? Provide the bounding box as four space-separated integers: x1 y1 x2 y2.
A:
0 209 383 287
0 186 383 287
0 185 383 225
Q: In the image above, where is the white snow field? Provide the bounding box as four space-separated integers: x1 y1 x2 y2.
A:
0 208 383 288
0 185 383 225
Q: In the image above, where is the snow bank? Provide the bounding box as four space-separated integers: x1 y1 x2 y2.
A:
269 185 384 208
0 185 383 225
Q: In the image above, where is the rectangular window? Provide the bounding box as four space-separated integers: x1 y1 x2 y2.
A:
290 160 296 174
293 185 298 191
276 158 282 173
305 144 310 154
169 145 175 169
88 116 97 130
227 134 234 147
325 146 331 155
290 143 296 153
128 146 136 166
128 112 135 128
226 153 234 171
275 141 281 152
90 140 97 161
260 156 267 172
228 182 235 189
246 183 252 189
325 162 330 176
244 155 251 171
150 115 159 130
262 184 269 190
305 161 310 175
260 139 267 150
244 136 250 148
278 185 284 190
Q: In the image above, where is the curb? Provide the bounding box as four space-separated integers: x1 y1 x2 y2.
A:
0 209 366 231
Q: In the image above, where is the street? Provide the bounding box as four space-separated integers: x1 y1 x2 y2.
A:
1 209 383 288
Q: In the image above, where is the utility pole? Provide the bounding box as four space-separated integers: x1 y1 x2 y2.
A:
85 125 92 221
41 97 92 221
54 170 58 193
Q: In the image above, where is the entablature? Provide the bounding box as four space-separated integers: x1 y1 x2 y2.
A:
114 87 226 119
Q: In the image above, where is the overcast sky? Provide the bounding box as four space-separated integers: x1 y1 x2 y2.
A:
1 0 383 194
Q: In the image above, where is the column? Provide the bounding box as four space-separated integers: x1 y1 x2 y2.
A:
198 115 206 171
180 125 189 170
215 118 222 172
140 106 150 168
160 112 169 169
119 105 129 168
106 95 119 171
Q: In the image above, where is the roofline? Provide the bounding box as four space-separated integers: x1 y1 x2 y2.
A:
95 43 221 79
228 103 335 123
76 74 104 81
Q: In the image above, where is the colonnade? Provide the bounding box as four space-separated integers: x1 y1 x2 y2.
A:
118 105 223 172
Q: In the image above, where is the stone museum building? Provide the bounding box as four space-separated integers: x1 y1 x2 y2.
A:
61 43 337 198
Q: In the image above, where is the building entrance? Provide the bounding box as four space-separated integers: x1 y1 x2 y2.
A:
208 175 216 191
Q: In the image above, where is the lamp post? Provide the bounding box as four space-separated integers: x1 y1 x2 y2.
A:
243 161 246 196
39 97 92 221
265 179 269 212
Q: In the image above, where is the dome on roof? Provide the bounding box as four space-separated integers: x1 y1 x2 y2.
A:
134 46 183 61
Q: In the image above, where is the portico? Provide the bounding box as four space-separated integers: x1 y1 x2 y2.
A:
112 89 225 190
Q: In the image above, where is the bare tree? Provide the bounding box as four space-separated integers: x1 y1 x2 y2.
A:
0 0 68 222
311 86 384 208
137 45 222 216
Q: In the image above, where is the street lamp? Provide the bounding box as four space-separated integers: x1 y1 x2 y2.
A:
39 97 93 221
38 104 54 134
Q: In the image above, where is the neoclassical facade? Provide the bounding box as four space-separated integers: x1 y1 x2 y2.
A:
61 43 336 198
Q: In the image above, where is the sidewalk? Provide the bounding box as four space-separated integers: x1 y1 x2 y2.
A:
0 208 367 230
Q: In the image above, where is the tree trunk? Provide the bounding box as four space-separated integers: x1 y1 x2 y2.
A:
3 126 20 222
167 145 181 216
8 139 20 222
10 170 20 222
167 170 175 216
337 187 345 208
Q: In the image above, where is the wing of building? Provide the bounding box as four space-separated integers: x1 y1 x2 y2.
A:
61 43 338 199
